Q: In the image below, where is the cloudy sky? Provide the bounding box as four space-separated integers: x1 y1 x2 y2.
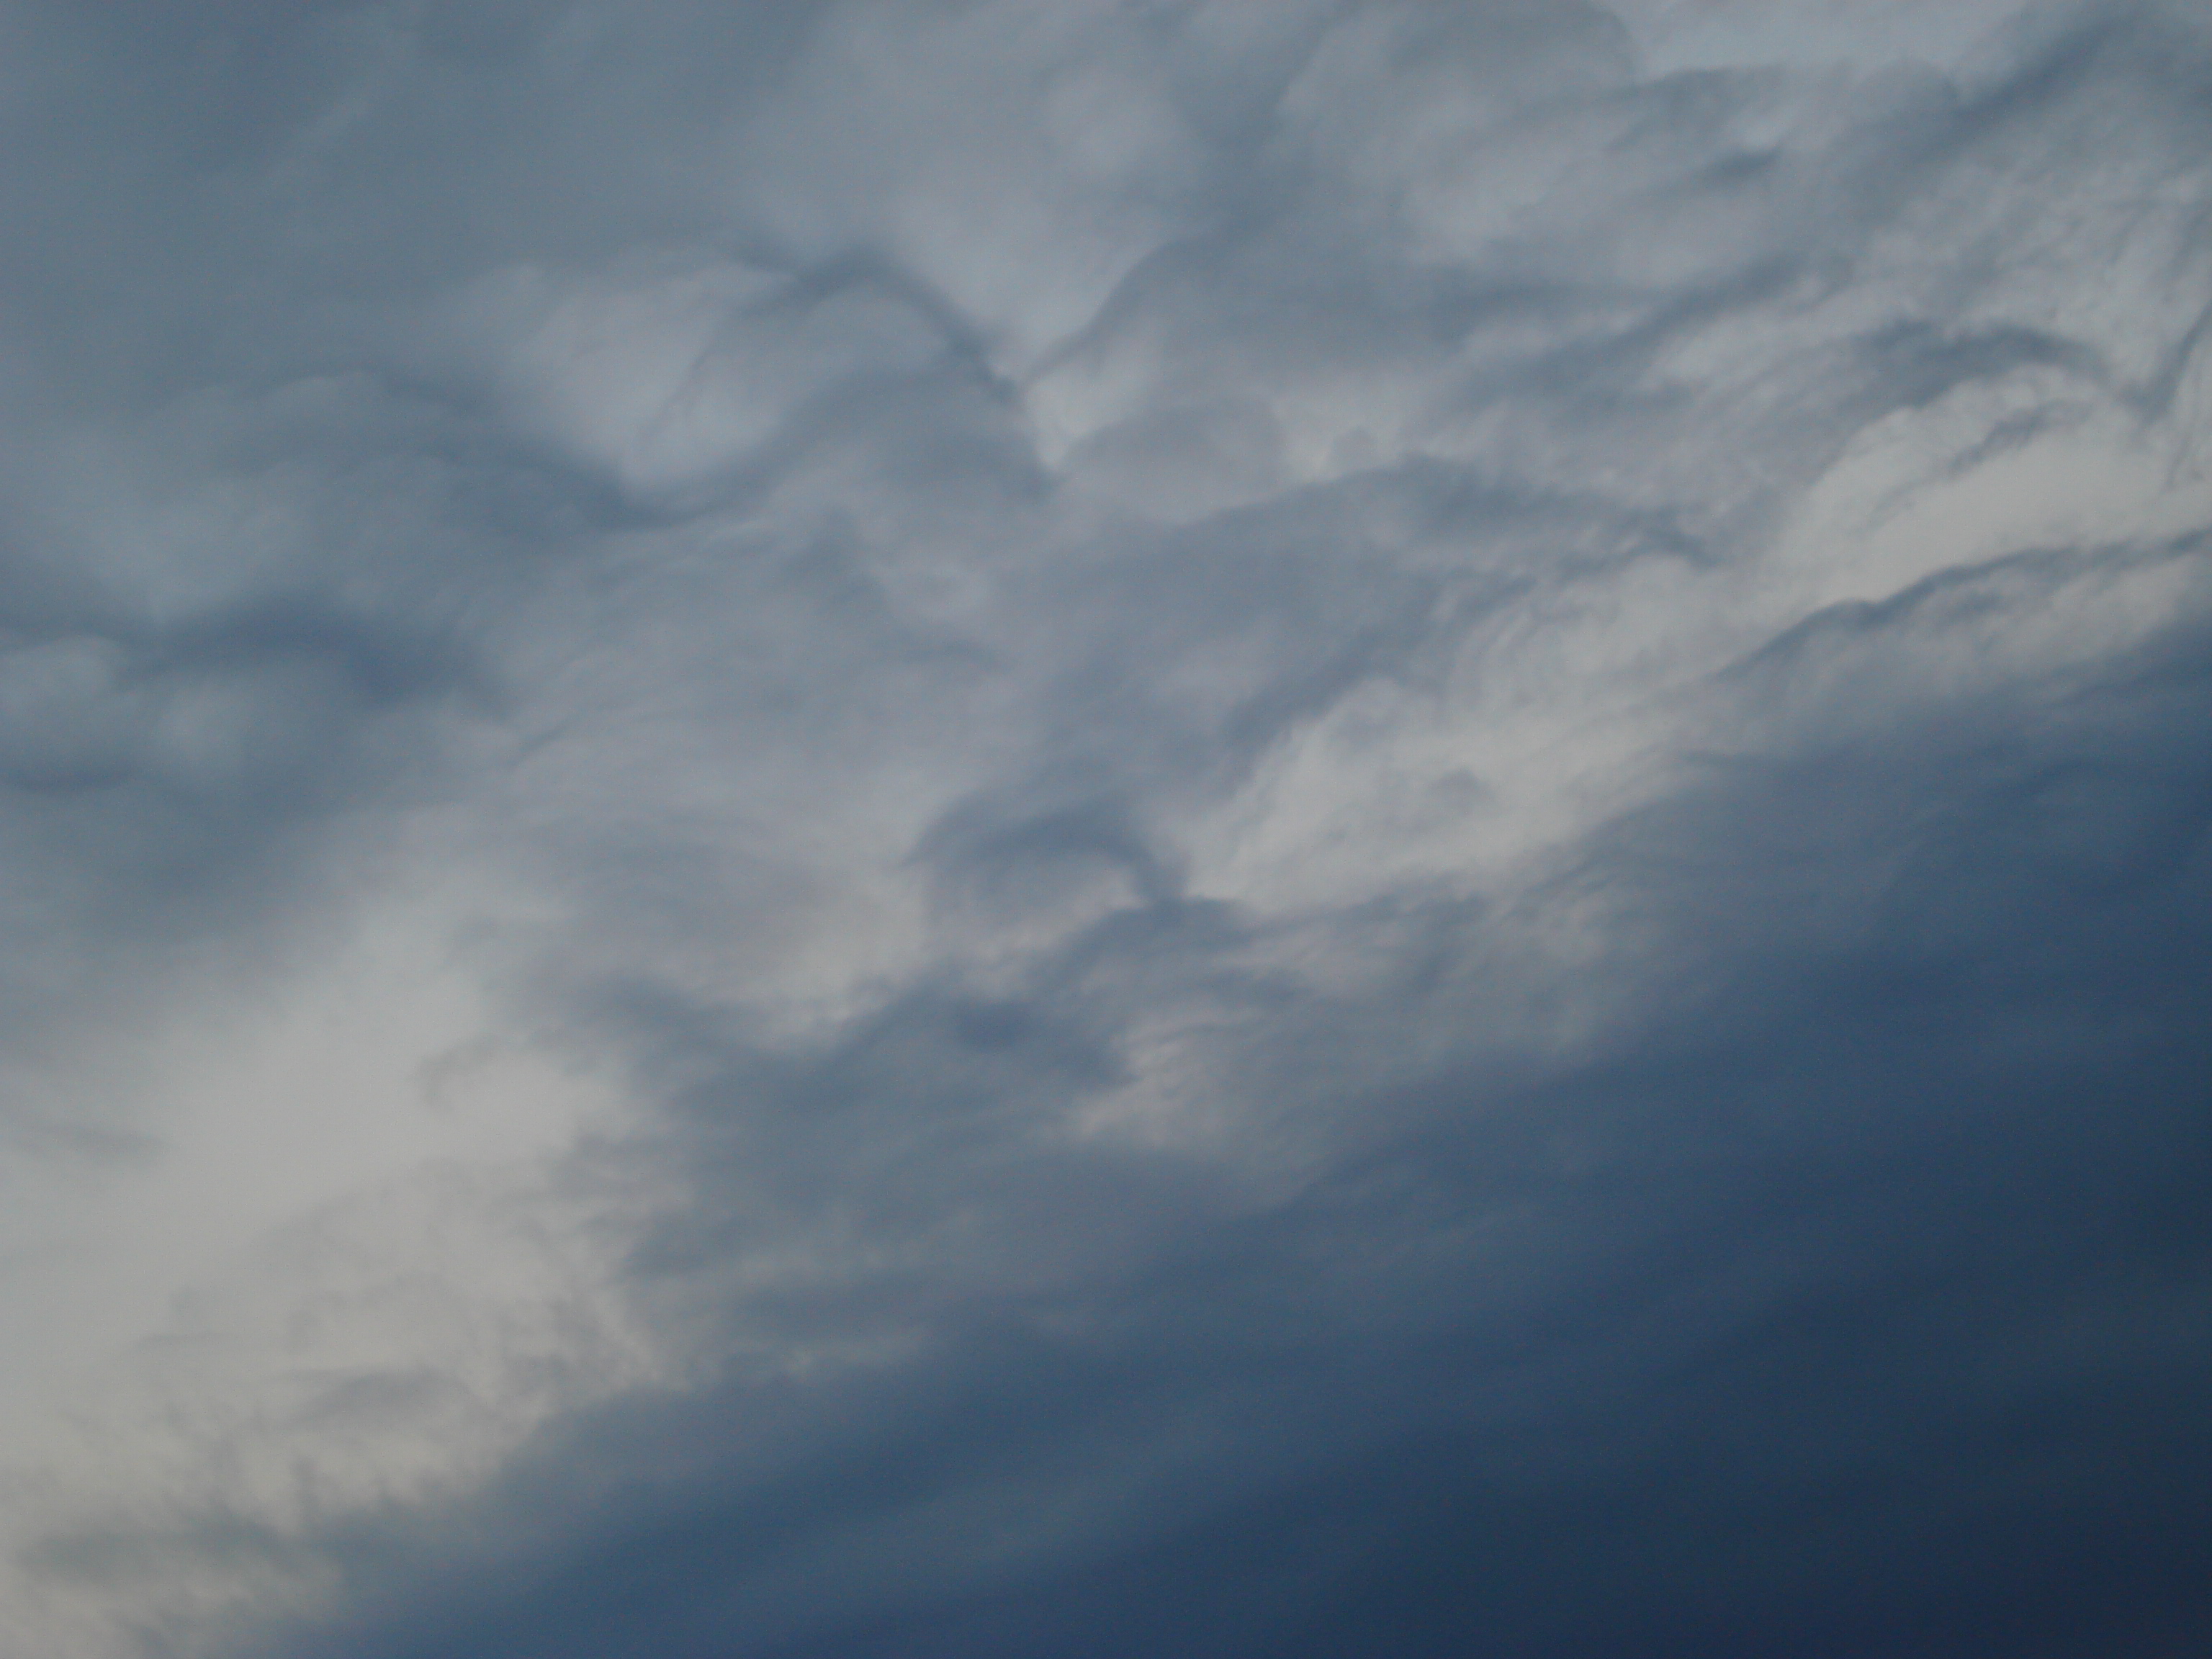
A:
1 1 2209 1654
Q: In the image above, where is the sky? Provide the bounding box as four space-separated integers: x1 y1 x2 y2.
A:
1 1 2208 1655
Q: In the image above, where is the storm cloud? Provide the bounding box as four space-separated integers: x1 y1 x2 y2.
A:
1 1 2209 1655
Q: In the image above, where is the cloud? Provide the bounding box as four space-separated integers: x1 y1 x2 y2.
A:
1 1 2208 1655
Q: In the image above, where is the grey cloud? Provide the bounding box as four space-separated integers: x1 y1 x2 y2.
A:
2 1 2210 1656
242 544 2212 1657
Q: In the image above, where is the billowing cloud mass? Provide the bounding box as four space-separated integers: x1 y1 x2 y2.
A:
1 1 2209 1654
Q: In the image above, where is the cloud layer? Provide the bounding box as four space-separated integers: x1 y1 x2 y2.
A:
1 2 2209 1655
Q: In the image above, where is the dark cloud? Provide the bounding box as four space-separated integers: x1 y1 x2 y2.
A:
1 1 2209 1656
238 592 2212 1657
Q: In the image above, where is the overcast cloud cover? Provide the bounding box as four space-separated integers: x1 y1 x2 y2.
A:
1 0 2210 1653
